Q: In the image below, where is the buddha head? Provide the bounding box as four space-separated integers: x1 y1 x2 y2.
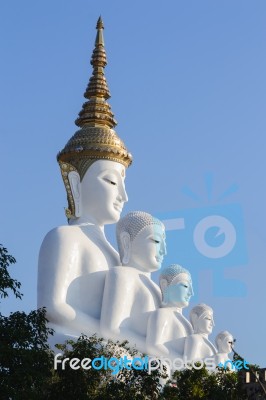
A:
116 211 166 273
215 331 234 354
159 264 193 308
189 303 214 335
57 17 132 224
61 160 130 225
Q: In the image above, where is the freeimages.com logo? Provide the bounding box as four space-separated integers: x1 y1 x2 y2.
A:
155 174 248 298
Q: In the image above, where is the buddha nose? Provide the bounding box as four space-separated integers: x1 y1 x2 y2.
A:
189 285 194 297
160 239 167 256
117 182 128 203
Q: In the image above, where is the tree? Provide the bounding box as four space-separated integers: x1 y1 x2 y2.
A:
0 244 54 400
161 364 248 400
0 244 22 301
48 335 165 400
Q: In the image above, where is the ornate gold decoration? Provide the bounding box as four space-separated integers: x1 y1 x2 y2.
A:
57 17 132 219
59 162 79 219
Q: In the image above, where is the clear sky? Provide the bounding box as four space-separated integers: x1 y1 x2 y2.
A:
1 1 265 366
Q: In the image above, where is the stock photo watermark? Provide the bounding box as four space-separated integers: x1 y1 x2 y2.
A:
54 354 249 375
156 173 248 298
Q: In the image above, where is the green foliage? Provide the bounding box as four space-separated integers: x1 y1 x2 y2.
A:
160 364 248 400
0 244 22 301
0 309 54 400
48 335 164 400
0 245 54 400
0 308 53 350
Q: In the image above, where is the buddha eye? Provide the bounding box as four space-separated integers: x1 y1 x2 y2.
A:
152 239 160 244
183 284 188 288
104 178 117 185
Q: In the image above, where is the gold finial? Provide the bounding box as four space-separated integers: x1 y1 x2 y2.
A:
74 16 115 128
96 16 104 29
95 16 104 45
57 17 132 219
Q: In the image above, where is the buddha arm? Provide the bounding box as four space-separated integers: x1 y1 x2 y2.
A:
100 267 135 338
37 227 100 335
146 309 170 357
101 267 151 353
184 334 200 360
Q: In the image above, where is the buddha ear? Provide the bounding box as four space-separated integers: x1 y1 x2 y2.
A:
160 278 168 293
120 231 131 265
190 313 198 331
160 278 168 302
217 337 222 352
68 171 81 217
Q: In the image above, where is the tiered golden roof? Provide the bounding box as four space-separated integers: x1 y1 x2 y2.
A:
57 17 132 219
75 17 116 129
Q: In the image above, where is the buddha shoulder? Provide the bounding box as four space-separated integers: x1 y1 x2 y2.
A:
40 225 89 254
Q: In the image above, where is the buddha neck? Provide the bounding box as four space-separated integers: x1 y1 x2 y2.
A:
69 215 105 231
218 351 229 357
161 304 183 314
122 265 151 277
196 331 209 339
69 217 110 244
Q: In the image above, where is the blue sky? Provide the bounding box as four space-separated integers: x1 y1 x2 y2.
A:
1 1 266 366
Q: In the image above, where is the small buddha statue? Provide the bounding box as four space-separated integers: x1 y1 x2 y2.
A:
100 211 166 353
146 264 194 359
37 18 132 342
215 331 235 369
184 303 217 361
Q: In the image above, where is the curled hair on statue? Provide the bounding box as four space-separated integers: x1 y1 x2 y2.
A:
116 211 164 263
159 264 191 289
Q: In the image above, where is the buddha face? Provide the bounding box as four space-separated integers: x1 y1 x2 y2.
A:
129 224 166 272
80 160 128 225
218 334 234 354
163 273 193 308
196 311 214 335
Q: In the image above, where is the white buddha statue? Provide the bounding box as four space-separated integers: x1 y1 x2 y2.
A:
215 331 235 369
100 211 166 353
146 264 194 359
37 18 132 341
184 303 217 361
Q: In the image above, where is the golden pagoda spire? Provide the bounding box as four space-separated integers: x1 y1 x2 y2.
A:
75 16 117 128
